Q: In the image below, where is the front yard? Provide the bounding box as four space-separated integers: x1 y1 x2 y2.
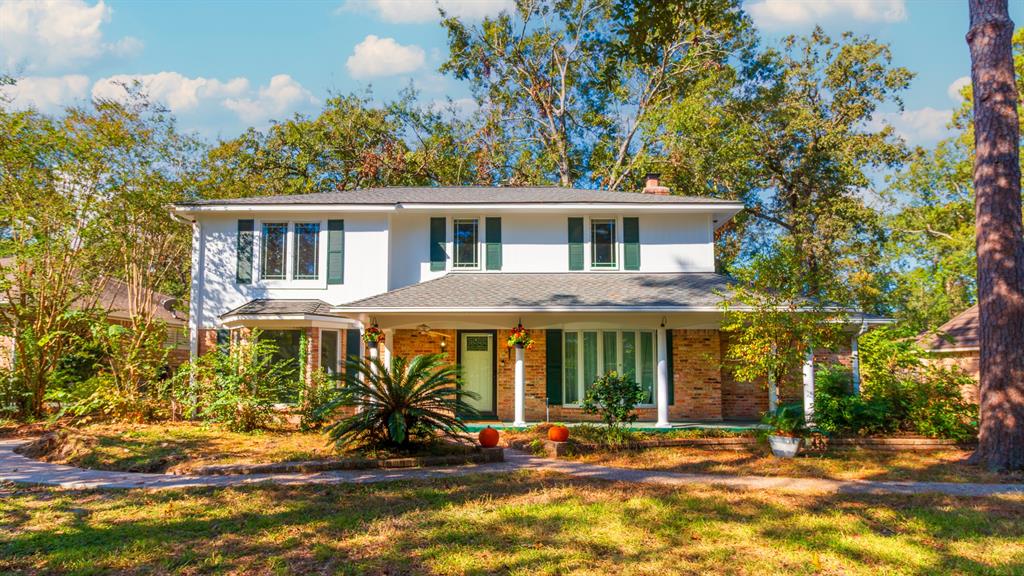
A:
2 472 1023 575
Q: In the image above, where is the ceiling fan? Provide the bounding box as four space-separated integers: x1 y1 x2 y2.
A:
416 324 449 339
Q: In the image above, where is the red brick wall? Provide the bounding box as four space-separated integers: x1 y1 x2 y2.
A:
924 351 980 403
670 329 723 420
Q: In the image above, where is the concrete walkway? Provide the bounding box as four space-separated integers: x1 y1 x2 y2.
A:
2 438 1023 496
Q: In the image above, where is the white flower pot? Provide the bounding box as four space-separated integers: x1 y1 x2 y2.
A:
768 435 803 458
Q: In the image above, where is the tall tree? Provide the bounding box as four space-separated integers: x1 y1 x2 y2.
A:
966 0 1024 471
441 0 750 188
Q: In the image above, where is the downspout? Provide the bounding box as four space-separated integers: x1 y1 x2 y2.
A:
167 207 202 361
851 319 869 396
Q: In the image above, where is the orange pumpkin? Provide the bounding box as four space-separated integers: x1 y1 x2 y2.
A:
547 424 570 442
478 426 500 448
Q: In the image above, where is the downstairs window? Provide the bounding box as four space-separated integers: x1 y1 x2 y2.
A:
563 329 656 405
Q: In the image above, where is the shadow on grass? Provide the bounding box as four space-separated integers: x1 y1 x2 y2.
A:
2 472 1023 575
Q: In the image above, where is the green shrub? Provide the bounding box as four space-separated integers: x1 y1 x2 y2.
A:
0 371 28 419
761 403 806 436
903 366 978 441
319 353 479 449
570 422 637 446
581 371 646 430
171 333 294 432
297 368 337 431
813 365 893 436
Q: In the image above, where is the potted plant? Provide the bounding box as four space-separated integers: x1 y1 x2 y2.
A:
506 324 534 349
762 404 807 458
362 325 385 349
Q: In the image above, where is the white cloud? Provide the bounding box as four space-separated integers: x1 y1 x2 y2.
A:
0 0 142 72
223 74 317 124
346 35 426 79
746 0 907 29
947 76 971 103
340 0 513 23
872 107 953 146
92 72 250 112
2 75 90 111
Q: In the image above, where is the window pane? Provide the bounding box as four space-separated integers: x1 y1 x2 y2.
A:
453 219 478 268
591 219 616 267
320 330 339 378
640 331 654 404
622 331 636 380
261 223 287 279
293 223 320 279
259 329 302 403
563 332 578 404
583 331 598 396
602 331 617 374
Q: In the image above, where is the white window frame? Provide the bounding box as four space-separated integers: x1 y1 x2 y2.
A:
452 217 481 269
562 328 657 407
319 328 342 377
252 219 329 289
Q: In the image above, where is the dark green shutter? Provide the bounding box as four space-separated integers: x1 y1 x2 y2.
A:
623 217 640 270
485 217 502 270
327 220 344 285
568 217 584 271
236 219 254 284
665 329 674 405
345 328 361 374
546 329 563 405
430 217 446 271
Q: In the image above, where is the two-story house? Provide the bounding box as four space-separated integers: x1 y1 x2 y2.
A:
171 175 882 426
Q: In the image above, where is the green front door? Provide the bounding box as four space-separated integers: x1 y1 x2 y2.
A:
459 332 495 417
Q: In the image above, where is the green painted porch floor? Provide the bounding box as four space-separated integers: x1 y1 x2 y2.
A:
464 420 765 433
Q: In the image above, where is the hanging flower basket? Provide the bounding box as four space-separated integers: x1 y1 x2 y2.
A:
362 325 385 347
506 324 535 350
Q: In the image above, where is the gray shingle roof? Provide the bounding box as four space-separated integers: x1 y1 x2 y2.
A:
917 304 979 351
221 299 335 318
339 273 737 311
181 186 739 206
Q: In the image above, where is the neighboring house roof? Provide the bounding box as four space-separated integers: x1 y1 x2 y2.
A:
337 272 738 312
220 299 337 320
0 257 183 326
98 277 185 326
177 186 741 207
917 304 979 352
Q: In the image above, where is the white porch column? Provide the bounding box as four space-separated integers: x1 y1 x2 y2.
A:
656 326 670 428
802 346 816 425
383 329 393 366
767 372 778 412
851 332 861 396
513 345 526 426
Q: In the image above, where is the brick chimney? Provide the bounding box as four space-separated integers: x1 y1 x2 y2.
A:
643 172 670 195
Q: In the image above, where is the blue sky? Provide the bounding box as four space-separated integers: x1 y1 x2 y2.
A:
2 0 1020 146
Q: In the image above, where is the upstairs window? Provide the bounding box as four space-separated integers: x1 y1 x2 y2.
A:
261 223 288 280
453 219 479 268
591 219 616 268
293 222 320 280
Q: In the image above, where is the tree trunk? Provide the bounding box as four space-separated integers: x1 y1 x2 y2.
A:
966 0 1024 471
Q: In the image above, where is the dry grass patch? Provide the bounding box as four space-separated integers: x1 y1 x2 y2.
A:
16 423 338 473
575 446 1024 484
2 472 1023 575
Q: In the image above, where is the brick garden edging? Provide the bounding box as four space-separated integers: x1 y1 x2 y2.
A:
827 437 977 451
177 447 504 476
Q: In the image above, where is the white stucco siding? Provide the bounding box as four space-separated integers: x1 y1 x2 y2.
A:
194 213 389 329
637 213 715 272
386 211 715 290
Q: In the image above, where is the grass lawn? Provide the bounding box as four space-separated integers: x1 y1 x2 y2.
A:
573 446 1024 484
2 472 1023 575
19 423 340 473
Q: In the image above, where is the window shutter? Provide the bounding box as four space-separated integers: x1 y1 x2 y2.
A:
236 219 254 284
327 220 344 285
567 217 584 271
345 328 362 368
665 329 674 405
430 217 446 271
546 329 563 405
623 217 640 270
485 217 502 270
216 328 230 355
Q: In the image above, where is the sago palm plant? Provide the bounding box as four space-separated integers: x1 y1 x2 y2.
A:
320 353 479 449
